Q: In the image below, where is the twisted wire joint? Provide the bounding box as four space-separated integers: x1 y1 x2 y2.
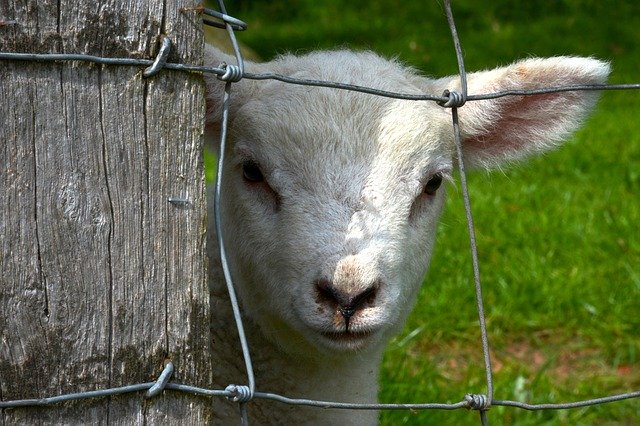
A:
437 89 466 108
464 393 491 411
225 384 253 403
217 62 243 82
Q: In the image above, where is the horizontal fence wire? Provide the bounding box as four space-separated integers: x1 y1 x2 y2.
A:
1 365 639 411
1 0 639 424
1 50 638 101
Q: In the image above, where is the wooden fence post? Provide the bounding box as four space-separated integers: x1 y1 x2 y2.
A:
0 1 212 423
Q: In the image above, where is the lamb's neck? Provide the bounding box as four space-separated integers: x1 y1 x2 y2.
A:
254 332 382 404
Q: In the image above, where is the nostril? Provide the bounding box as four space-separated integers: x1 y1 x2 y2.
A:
350 285 378 310
314 279 380 330
315 279 341 305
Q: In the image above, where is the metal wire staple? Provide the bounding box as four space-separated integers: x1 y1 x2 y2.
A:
143 35 172 78
145 362 174 398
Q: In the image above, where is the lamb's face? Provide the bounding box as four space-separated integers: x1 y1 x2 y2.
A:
207 47 609 358
217 54 454 355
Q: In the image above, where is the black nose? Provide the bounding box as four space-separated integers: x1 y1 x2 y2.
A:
315 279 378 331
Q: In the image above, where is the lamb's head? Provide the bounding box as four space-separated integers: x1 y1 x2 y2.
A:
204 45 609 358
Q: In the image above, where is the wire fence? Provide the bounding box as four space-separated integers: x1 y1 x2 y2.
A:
1 0 639 424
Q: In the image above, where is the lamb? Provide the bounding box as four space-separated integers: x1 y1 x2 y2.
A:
204 44 609 424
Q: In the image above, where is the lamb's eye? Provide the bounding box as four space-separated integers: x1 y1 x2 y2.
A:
242 160 264 183
424 173 443 196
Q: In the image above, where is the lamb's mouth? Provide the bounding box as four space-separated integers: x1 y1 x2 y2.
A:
318 329 376 349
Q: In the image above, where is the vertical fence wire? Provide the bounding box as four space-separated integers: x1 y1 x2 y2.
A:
210 2 255 423
441 1 493 421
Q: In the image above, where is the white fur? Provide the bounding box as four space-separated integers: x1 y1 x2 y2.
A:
204 45 609 424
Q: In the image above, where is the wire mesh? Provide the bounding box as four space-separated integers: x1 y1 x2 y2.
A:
0 0 638 424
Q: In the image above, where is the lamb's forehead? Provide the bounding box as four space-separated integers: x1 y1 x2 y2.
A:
236 91 450 179
234 50 451 174
271 49 426 93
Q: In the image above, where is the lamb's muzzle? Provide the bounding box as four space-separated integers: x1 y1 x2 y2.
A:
315 278 379 331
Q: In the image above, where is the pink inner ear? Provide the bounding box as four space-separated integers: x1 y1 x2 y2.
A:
463 90 582 163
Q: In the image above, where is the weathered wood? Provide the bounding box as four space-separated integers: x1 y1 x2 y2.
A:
0 1 211 423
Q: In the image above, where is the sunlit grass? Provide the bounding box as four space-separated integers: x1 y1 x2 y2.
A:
209 1 640 423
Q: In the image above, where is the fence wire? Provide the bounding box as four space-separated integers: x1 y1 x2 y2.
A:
0 0 639 424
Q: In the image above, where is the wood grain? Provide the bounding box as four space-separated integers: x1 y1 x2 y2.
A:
0 1 211 423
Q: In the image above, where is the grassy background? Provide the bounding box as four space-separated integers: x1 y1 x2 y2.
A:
208 1 640 424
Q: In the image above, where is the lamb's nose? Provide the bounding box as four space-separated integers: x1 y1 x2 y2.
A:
315 279 378 331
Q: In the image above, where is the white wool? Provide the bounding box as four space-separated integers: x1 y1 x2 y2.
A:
204 45 609 424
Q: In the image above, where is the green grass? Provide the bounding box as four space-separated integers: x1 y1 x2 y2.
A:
209 1 640 423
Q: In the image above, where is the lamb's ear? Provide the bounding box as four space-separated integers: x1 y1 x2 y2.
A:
203 45 262 152
433 57 610 168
